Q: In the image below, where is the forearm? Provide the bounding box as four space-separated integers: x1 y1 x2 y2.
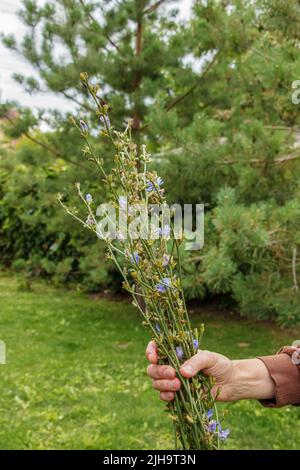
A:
147 342 300 407
229 358 275 401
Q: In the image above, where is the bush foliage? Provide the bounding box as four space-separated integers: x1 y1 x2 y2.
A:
1 0 300 325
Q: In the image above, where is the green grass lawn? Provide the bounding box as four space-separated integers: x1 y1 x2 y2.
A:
0 272 299 450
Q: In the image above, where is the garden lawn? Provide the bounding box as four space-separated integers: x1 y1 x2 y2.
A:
0 272 299 450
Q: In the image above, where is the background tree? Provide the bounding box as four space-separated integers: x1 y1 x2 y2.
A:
1 0 192 152
0 0 194 290
157 0 300 325
1 0 300 325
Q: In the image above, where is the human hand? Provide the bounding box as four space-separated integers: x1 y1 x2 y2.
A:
146 341 275 402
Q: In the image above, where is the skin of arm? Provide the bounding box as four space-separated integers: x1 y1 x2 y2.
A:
146 341 275 403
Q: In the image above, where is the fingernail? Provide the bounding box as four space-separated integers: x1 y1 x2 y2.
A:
181 364 195 376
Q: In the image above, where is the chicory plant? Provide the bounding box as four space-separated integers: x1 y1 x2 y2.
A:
59 73 228 450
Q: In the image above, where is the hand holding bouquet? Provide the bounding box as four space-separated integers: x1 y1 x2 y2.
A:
59 73 229 450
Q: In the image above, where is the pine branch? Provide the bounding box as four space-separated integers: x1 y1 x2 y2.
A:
21 25 93 114
143 0 167 15
36 65 92 112
165 50 220 112
24 133 87 169
216 150 300 165
2 112 87 169
60 90 94 112
79 0 122 54
274 151 300 164
264 125 299 131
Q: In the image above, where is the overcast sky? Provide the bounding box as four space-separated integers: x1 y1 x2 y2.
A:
0 0 192 112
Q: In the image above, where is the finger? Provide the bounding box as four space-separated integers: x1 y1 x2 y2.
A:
147 364 176 380
180 350 218 378
145 341 158 364
160 391 175 402
152 378 181 392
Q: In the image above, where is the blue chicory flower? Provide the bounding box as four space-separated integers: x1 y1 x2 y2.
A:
207 420 218 433
80 120 88 132
117 231 126 241
193 338 199 350
146 180 154 192
85 193 93 203
205 415 230 441
156 283 166 293
218 427 230 441
162 253 170 267
119 196 127 209
85 215 94 225
155 277 171 293
150 226 160 238
131 252 139 264
160 224 171 238
175 346 184 360
155 323 161 333
146 177 164 193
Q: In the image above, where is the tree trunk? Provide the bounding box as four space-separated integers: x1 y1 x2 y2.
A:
132 5 143 161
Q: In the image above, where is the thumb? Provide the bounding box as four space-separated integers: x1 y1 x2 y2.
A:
145 340 158 364
180 350 218 378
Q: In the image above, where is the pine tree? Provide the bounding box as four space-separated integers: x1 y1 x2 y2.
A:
1 0 191 154
159 0 300 324
1 0 300 324
0 0 195 291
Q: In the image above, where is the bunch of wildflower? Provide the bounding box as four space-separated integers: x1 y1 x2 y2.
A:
59 73 228 450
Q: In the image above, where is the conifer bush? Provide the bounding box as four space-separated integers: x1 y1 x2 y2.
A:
1 0 300 325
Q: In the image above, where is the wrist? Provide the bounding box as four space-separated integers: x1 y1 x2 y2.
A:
230 358 275 401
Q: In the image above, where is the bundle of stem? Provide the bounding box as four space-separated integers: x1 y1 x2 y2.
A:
59 73 221 450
